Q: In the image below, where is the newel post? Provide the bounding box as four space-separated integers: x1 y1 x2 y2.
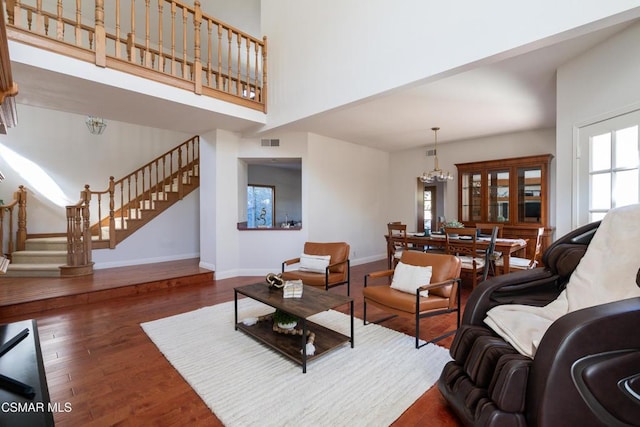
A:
94 0 106 67
108 176 116 249
81 185 92 264
16 185 26 251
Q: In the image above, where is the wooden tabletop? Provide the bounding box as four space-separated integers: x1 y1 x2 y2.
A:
234 282 352 318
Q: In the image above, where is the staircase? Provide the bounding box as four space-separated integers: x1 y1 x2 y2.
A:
3 237 67 277
2 136 199 278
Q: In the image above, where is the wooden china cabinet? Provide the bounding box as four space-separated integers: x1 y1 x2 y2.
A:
455 154 554 258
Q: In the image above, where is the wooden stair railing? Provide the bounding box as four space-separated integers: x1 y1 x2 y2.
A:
0 184 27 259
4 0 267 112
64 136 199 275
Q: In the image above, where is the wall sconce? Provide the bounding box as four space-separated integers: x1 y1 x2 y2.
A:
86 116 107 135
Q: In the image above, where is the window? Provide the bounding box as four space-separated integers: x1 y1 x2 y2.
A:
577 110 640 225
247 185 275 228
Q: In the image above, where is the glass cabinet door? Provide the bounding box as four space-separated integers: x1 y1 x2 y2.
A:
487 169 510 222
517 167 542 223
461 172 482 222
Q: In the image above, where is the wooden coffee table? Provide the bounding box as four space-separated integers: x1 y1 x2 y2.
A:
234 282 354 373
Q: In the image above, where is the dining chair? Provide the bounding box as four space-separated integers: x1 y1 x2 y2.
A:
444 227 485 288
495 226 545 272
475 222 503 238
482 226 500 281
387 223 409 269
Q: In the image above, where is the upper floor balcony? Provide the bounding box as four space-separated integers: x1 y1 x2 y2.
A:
3 0 266 119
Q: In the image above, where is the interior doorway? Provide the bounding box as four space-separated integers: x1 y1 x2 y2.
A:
416 179 445 232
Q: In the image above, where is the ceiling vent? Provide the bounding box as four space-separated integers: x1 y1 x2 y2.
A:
426 148 436 157
261 138 280 147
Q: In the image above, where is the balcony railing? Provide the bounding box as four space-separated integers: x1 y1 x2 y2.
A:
4 0 267 111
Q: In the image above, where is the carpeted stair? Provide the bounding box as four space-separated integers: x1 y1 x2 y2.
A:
3 237 67 277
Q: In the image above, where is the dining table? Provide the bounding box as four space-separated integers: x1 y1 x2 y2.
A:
386 232 528 274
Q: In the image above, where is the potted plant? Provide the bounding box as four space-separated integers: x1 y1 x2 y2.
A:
441 220 464 235
273 309 298 329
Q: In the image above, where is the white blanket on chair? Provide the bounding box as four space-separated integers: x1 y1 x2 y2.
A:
484 204 640 358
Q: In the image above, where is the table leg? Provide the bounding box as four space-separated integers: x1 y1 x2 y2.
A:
350 300 354 348
301 319 307 374
234 290 239 330
503 254 511 274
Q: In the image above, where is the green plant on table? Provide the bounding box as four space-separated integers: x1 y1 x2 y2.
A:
273 309 298 325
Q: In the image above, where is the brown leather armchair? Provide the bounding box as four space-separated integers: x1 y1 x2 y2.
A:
281 241 351 295
438 221 640 426
363 251 462 348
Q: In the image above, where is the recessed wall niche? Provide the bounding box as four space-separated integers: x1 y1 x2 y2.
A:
239 158 302 229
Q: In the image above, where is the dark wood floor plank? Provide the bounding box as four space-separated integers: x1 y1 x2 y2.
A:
0 258 465 426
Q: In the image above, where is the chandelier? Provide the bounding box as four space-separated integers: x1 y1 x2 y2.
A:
419 127 453 183
85 116 107 135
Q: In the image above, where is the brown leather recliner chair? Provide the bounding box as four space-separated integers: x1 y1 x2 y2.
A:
438 221 640 426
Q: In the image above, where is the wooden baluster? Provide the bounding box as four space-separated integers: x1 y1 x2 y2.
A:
236 33 241 95
6 0 15 25
114 0 121 58
88 32 93 50
0 202 4 256
254 41 259 100
56 0 63 40
74 0 81 46
157 0 164 72
35 0 43 34
108 177 115 248
170 1 176 76
262 36 268 107
245 36 250 97
16 185 26 251
127 0 135 63
44 14 49 36
181 5 188 79
177 146 184 199
192 1 202 94
227 28 232 93
7 208 14 256
27 9 32 31
206 19 212 87
162 156 166 195
144 0 150 67
95 0 106 66
216 24 222 89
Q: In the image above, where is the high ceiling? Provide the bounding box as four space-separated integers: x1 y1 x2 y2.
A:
8 19 636 152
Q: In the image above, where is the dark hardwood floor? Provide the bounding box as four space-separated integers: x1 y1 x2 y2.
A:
0 258 466 426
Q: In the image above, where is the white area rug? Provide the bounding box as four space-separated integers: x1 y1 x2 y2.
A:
141 298 451 427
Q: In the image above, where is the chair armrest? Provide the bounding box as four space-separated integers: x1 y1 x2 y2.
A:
364 269 394 287
528 297 640 427
418 278 459 293
281 257 301 272
462 268 561 326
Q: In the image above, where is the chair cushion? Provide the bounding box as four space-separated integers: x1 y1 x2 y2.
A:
390 262 432 297
282 270 346 287
299 253 331 273
458 255 485 269
363 286 449 314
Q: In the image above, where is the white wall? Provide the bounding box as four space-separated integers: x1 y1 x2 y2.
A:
208 130 389 279
261 0 640 131
389 128 556 229
556 21 640 237
0 104 199 268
